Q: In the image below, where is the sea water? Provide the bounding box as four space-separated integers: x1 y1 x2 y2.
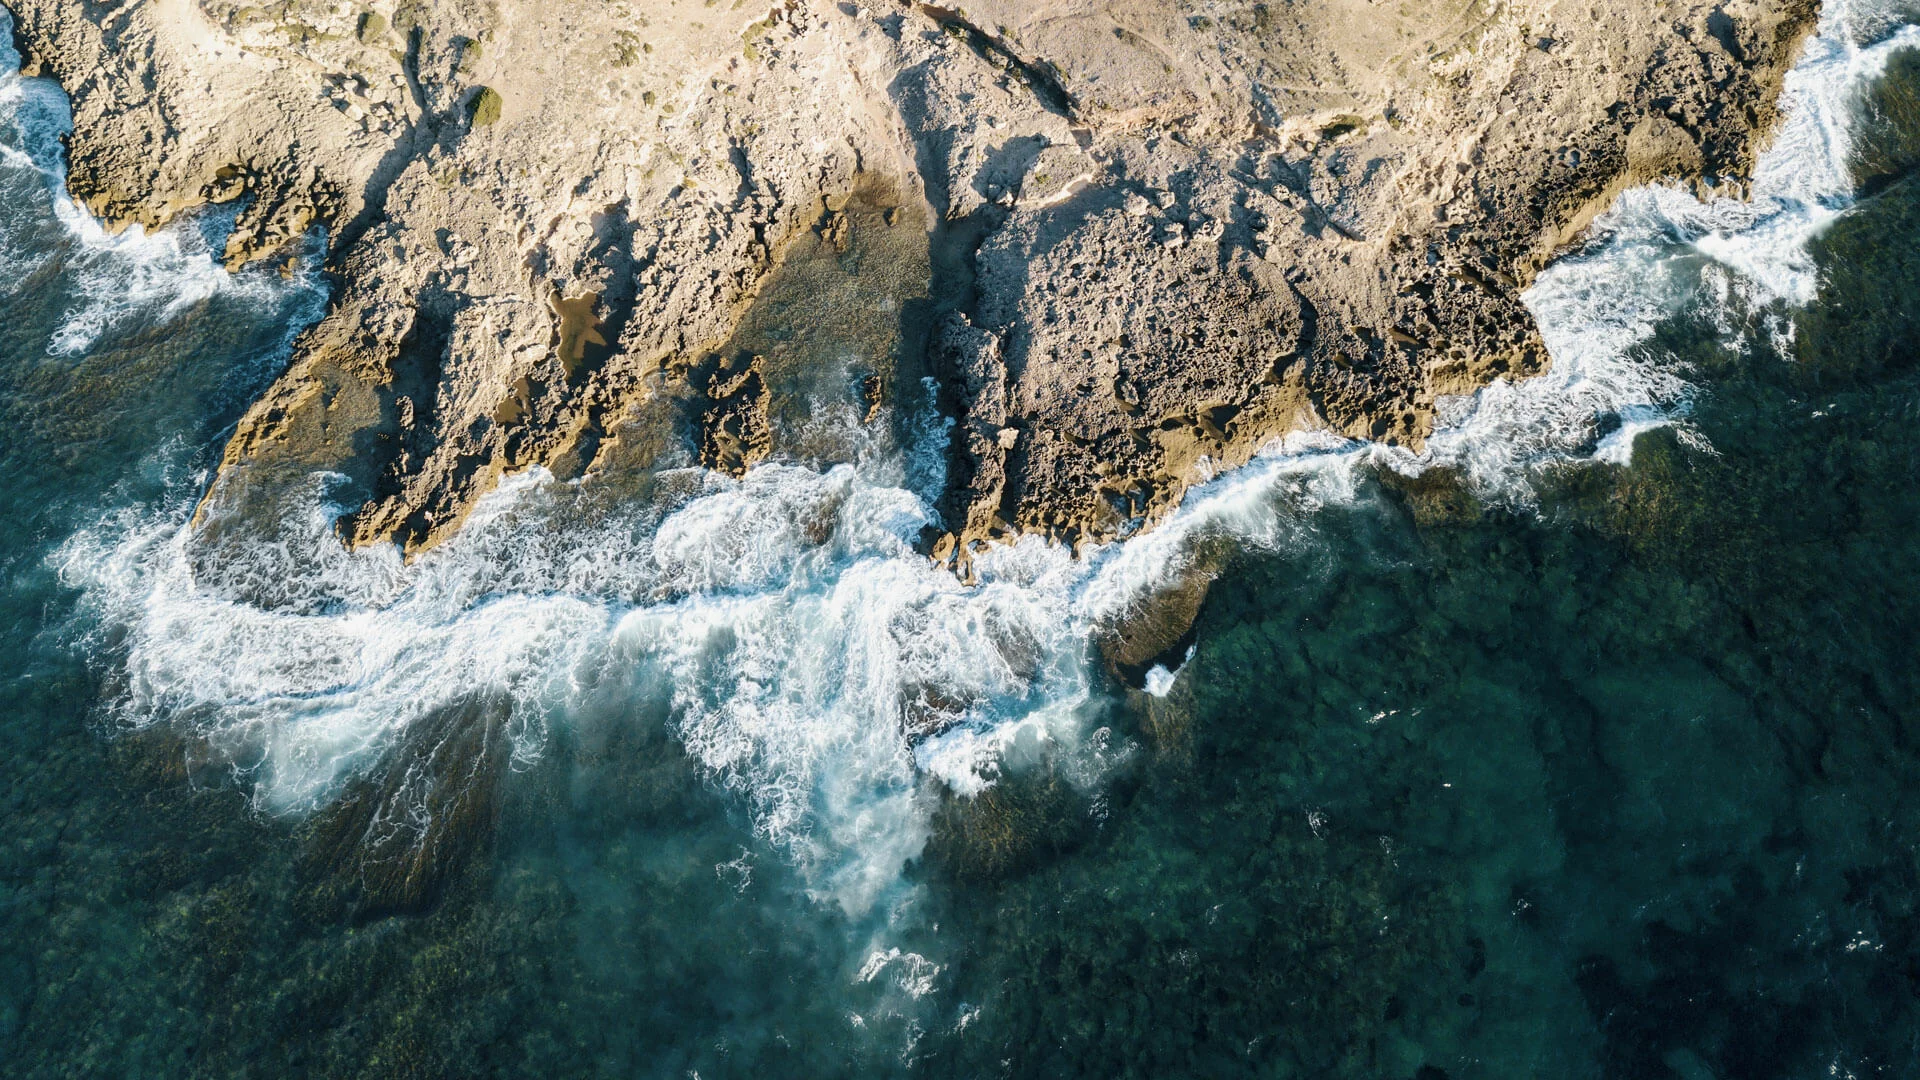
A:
6 2 1920 1075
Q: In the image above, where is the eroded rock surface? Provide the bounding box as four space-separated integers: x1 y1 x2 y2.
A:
7 0 1818 560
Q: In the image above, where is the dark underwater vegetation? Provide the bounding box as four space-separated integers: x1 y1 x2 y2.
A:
7 26 1920 1080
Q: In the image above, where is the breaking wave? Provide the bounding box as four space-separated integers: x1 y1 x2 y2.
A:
57 443 1359 913
30 0 1920 920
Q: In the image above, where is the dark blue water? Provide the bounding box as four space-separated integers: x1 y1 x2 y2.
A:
8 6 1920 1078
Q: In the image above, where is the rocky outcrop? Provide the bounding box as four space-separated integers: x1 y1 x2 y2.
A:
5 0 1819 562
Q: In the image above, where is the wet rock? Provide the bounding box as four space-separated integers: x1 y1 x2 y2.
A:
697 352 774 476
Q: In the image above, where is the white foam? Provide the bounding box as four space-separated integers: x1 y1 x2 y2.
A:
858 948 942 999
54 461 1053 912
41 0 1920 927
58 486 610 813
1141 648 1195 698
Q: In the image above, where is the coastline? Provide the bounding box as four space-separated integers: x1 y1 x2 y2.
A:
11 4 1920 1073
2 0 1823 563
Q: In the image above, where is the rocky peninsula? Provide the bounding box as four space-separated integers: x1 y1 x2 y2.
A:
7 0 1818 562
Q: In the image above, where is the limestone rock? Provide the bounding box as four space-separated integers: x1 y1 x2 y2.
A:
6 0 1820 559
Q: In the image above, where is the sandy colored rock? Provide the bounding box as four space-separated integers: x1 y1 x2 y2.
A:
5 0 1818 560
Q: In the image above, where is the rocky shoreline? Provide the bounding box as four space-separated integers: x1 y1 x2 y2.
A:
7 0 1818 563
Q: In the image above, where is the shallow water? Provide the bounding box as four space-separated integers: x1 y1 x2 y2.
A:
7 3 1920 1077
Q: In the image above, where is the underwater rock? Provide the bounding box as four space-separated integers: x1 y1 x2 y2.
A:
298 694 511 920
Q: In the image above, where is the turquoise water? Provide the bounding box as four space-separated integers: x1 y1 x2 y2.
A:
8 6 1920 1078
